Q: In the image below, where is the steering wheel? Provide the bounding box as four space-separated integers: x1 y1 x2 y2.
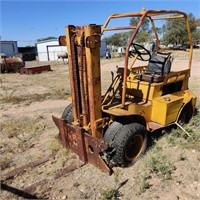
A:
129 43 151 61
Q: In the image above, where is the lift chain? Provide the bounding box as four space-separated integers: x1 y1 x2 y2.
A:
71 33 81 120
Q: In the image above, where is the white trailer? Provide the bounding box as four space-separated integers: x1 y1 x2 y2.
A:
36 39 67 61
37 39 107 61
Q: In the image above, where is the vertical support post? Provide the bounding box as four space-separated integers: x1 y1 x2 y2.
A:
185 15 193 73
84 25 102 138
46 46 50 61
150 18 160 49
121 11 148 107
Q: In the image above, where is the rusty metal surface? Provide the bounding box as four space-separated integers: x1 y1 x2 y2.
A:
0 57 25 73
58 35 66 46
23 179 48 194
85 35 101 48
83 132 112 174
1 152 83 199
52 116 112 174
54 25 112 174
54 162 84 179
148 121 164 131
1 152 84 198
23 162 84 194
53 115 87 161
20 65 52 75
2 152 57 181
84 25 102 138
1 162 83 199
65 25 103 137
53 114 67 147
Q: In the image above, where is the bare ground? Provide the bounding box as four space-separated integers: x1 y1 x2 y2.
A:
0 50 200 199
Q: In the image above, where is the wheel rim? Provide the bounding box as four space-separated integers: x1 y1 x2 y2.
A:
125 133 144 161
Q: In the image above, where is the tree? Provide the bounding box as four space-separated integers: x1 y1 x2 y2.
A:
104 32 131 47
104 16 154 47
192 29 200 44
195 18 200 26
130 17 150 31
130 16 153 43
36 36 57 42
162 13 197 45
134 31 153 44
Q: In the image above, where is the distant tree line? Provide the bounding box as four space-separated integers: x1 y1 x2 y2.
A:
103 13 200 47
36 36 57 42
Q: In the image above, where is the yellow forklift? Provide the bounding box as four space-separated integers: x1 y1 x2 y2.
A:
53 9 197 174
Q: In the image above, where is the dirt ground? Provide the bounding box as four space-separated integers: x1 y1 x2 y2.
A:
0 50 200 200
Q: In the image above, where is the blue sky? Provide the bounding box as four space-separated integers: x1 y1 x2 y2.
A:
1 0 200 46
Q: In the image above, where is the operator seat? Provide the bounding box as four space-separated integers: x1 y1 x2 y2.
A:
136 51 172 83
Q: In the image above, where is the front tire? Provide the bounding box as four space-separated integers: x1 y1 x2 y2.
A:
112 123 148 167
103 121 123 147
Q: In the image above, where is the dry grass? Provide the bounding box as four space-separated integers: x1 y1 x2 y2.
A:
138 173 151 194
47 138 61 152
47 137 73 167
0 88 69 104
0 60 70 106
0 156 12 170
165 113 200 151
1 115 46 139
143 146 174 180
0 53 199 199
100 188 121 200
130 104 200 197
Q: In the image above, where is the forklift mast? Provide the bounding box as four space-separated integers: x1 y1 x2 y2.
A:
66 25 103 139
53 24 112 174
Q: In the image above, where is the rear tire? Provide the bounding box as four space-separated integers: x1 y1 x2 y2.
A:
112 123 148 167
178 103 193 124
62 103 74 123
